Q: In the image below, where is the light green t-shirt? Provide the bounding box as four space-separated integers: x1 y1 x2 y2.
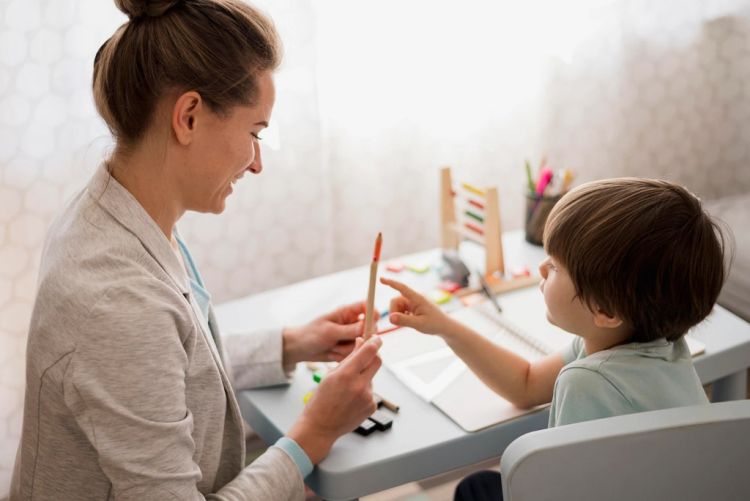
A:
549 336 709 427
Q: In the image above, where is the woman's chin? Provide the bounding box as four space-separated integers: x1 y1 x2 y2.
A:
211 187 232 213
192 198 227 215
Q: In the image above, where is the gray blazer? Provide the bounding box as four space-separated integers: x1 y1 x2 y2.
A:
10 166 305 500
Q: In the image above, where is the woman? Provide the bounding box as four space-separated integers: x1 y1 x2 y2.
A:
10 1 382 499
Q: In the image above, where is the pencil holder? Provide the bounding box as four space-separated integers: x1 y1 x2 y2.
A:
524 193 562 246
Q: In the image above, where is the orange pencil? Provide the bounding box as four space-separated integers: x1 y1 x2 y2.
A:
363 232 382 340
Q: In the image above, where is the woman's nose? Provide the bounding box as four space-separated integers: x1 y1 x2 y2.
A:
250 144 263 174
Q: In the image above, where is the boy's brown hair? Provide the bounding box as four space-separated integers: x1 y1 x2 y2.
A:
543 178 730 343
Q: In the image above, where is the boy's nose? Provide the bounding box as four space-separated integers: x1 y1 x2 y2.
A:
538 260 548 279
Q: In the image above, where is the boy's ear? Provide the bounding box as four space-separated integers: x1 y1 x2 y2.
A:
592 305 624 329
172 91 203 146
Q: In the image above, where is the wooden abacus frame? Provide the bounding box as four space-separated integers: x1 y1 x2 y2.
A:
439 166 539 294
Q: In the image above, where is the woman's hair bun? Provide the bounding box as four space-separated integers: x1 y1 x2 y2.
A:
115 0 182 20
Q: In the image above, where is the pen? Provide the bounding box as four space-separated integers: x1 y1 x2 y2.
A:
561 169 574 193
535 167 553 196
374 392 400 413
527 167 554 224
476 270 502 314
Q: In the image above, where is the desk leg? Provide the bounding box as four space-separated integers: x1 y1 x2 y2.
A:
711 370 748 402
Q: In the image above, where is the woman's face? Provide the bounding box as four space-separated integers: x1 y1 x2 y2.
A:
184 71 276 214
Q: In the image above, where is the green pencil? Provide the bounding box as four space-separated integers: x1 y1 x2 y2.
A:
524 160 535 193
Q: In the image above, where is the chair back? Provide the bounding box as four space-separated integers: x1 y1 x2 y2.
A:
501 401 750 501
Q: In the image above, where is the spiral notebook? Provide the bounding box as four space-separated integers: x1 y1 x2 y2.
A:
379 286 706 432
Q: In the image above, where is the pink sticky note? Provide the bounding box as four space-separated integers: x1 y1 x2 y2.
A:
386 261 405 273
438 280 462 293
511 266 531 278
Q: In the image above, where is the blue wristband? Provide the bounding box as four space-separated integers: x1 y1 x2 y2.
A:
275 436 314 478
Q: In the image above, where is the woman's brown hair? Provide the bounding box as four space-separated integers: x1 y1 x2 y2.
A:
93 0 281 147
543 178 730 343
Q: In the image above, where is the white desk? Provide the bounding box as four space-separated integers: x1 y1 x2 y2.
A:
215 231 750 501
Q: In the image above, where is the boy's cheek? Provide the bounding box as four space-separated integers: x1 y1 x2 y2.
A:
545 310 556 326
541 294 558 326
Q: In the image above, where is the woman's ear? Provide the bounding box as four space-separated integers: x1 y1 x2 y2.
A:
592 305 623 329
172 91 202 146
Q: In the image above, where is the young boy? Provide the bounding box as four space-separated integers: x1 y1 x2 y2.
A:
381 178 728 501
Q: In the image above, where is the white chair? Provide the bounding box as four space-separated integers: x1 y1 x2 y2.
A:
501 400 750 501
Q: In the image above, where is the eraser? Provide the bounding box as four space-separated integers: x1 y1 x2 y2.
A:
354 419 378 436
367 409 393 431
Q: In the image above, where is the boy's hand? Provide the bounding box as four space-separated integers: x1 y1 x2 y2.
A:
380 277 455 336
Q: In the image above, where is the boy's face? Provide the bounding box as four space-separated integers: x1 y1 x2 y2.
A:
538 256 596 335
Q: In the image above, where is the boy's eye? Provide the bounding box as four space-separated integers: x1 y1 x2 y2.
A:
251 132 263 141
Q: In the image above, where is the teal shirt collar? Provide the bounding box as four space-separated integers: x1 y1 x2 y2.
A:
175 234 212 323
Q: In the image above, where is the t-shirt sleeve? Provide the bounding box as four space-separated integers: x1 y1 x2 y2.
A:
559 336 584 365
552 366 633 426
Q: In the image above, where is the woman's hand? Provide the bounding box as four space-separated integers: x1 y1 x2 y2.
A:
380 277 457 337
282 301 378 368
287 336 382 464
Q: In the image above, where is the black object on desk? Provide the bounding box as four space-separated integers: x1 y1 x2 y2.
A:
354 409 395 436
354 419 378 436
440 250 470 288
367 410 394 431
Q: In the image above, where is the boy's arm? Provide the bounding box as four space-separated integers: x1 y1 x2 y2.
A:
381 277 566 409
442 319 566 408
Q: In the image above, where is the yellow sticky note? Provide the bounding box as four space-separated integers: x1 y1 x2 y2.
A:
431 289 452 305
303 391 314 404
407 262 430 273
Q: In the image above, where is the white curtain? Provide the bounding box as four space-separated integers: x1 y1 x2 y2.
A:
2 0 750 494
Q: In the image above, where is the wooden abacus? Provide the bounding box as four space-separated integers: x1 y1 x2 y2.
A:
440 166 539 294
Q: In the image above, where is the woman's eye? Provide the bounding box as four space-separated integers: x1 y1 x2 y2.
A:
251 132 263 141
